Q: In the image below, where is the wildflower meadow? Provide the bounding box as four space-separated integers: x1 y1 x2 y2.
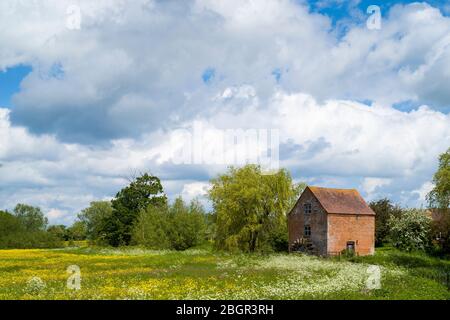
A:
0 246 448 300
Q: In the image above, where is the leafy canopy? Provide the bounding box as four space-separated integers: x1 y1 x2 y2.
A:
427 147 450 209
132 197 207 250
369 198 403 247
77 201 113 242
13 204 48 232
105 173 167 246
209 164 302 252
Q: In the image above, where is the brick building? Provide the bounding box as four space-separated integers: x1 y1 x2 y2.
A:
288 186 375 256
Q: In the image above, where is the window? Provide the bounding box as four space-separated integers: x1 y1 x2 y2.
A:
304 203 312 214
304 225 311 237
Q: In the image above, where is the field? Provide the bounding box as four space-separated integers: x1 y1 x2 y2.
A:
0 245 449 300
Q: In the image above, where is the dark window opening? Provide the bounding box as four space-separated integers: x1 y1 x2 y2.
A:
304 225 311 237
304 203 312 214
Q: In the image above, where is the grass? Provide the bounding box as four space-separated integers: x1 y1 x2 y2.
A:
0 245 448 300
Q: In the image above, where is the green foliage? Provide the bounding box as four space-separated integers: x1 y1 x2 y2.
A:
0 209 61 249
389 209 432 252
369 198 403 246
13 204 48 232
106 173 167 246
427 147 450 209
132 197 207 250
168 198 207 250
2 245 448 299
209 164 301 252
66 221 88 240
47 225 68 241
77 201 113 243
0 210 22 235
132 203 171 249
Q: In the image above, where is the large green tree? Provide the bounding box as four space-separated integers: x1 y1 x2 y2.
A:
13 204 48 232
106 173 167 246
427 147 450 209
369 198 403 246
67 221 88 241
209 165 301 252
77 201 113 242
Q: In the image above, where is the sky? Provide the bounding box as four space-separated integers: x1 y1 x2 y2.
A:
0 0 449 225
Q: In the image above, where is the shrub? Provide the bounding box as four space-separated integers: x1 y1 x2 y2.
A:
132 197 207 250
389 209 432 252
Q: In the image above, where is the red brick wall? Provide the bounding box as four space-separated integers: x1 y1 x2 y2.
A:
327 214 375 256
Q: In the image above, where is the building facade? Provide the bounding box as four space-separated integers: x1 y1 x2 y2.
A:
288 186 375 256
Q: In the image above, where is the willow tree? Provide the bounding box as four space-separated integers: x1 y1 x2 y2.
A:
427 147 450 210
209 165 303 252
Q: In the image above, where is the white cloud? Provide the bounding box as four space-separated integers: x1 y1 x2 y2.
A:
181 182 211 201
362 177 392 198
0 1 449 142
412 181 434 202
0 1 449 223
1 84 449 223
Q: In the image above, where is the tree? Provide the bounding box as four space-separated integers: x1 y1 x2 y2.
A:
66 221 87 241
389 209 432 252
47 225 68 241
132 203 171 249
132 197 207 250
106 173 167 246
0 209 61 249
209 165 300 252
0 210 22 236
427 147 450 209
369 198 403 246
13 204 48 232
167 197 207 250
77 201 113 242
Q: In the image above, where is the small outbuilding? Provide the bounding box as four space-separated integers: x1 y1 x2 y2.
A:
288 186 375 256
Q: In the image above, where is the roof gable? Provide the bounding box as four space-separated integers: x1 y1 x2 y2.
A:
307 186 375 215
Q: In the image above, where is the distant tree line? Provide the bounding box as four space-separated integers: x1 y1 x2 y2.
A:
0 204 60 248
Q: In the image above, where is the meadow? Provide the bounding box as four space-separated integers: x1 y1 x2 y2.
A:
0 245 448 300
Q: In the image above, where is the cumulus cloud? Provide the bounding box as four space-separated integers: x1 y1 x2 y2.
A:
3 85 449 223
0 0 449 223
0 1 448 142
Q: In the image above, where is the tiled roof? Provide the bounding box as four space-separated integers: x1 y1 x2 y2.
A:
308 186 375 215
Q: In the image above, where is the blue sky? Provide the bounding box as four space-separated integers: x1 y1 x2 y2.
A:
0 65 31 108
0 0 449 225
309 0 450 20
